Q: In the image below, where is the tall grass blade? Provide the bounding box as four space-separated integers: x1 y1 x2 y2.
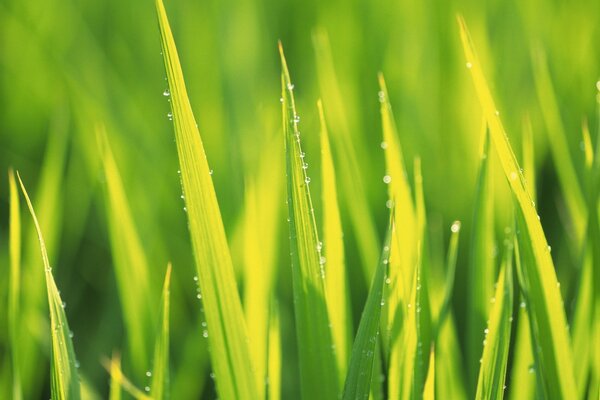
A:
155 1 258 398
279 42 339 400
151 264 172 400
17 173 81 400
423 348 435 400
342 214 392 400
458 16 577 398
8 169 22 400
108 353 122 400
268 301 281 400
319 99 352 383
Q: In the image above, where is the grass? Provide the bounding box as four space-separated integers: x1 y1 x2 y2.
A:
0 1 598 399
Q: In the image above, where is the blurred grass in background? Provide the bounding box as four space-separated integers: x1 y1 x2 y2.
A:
0 0 598 398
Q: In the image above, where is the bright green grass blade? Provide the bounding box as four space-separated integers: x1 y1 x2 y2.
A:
467 125 495 392
507 305 535 400
108 353 122 400
151 264 171 400
571 245 592 399
458 16 577 399
319 99 352 384
312 30 379 278
531 49 586 243
279 42 339 400
423 347 435 400
475 239 513 400
17 173 81 400
156 1 258 398
342 215 392 400
435 221 461 338
98 128 153 374
435 315 467 400
268 301 281 400
522 116 536 202
8 169 22 400
103 356 151 400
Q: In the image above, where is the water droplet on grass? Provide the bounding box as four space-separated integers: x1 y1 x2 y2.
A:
383 175 392 184
466 62 473 69
380 141 388 149
287 83 295 90
167 112 173 120
146 371 152 377
451 221 461 233
163 89 170 97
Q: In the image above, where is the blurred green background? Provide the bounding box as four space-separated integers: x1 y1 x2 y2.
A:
0 0 598 398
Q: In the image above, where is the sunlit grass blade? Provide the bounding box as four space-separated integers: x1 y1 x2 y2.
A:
312 30 380 277
467 125 495 392
8 169 22 400
103 357 151 400
98 128 153 374
319 99 352 384
17 173 81 400
267 301 281 400
156 1 258 398
151 264 171 400
435 316 467 400
531 49 586 243
279 42 339 399
423 347 435 400
458 16 577 399
109 352 122 400
522 116 536 201
475 237 513 400
435 220 461 338
507 305 535 400
342 214 392 400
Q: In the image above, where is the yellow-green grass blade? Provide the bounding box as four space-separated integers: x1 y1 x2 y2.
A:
522 116 536 202
312 30 380 278
98 128 153 374
319 99 352 383
17 174 81 400
467 125 495 392
268 301 281 400
342 215 392 400
507 304 535 400
435 315 467 400
531 49 586 243
156 1 258 398
109 353 122 400
151 264 171 400
8 169 22 400
280 42 339 400
458 16 577 399
423 347 435 400
103 356 151 400
435 221 461 338
475 239 513 400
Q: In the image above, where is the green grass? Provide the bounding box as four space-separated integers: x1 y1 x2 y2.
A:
0 1 598 399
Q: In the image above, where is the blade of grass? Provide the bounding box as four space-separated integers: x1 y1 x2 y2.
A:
279 42 339 399
458 16 577 399
8 169 22 400
151 264 171 400
319 99 352 384
155 1 258 398
474 237 513 400
102 357 151 400
267 300 281 400
109 352 122 400
435 221 461 339
18 173 81 400
342 213 392 400
423 347 435 400
522 116 536 201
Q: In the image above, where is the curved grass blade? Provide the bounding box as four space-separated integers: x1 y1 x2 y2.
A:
98 128 153 374
155 1 258 398
280 42 339 400
8 169 22 400
475 238 513 400
151 264 172 400
467 125 495 392
342 214 392 400
103 356 151 400
458 16 577 399
17 173 81 400
109 352 122 400
319 99 352 383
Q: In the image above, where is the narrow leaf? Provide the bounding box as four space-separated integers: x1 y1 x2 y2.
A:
8 169 22 400
151 264 172 400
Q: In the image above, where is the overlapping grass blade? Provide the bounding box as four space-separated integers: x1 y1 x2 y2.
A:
109 352 122 400
17 174 81 400
151 264 171 400
435 220 461 338
98 128 153 374
423 348 435 400
521 117 536 201
156 1 258 398
319 99 352 383
467 125 495 392
8 169 22 400
458 16 577 398
342 214 392 400
312 30 380 277
475 238 513 400
103 356 151 400
279 42 339 399
268 301 281 400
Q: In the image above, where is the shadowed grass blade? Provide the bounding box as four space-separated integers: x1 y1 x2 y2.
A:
319 99 352 384
18 174 81 400
342 214 392 400
458 16 577 399
151 264 171 400
156 1 258 398
279 42 339 400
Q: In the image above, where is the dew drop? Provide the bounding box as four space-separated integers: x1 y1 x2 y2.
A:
385 277 391 284
451 221 461 233
528 365 535 374
386 199 394 209
305 177 311 184
279 97 284 103
145 386 150 392
380 141 388 150
294 115 300 123
383 175 392 184
163 89 170 97
520 301 526 309
202 330 209 338
547 245 552 252
484 328 489 335
193 276 198 281
61 302 66 309
495 110 500 116
167 112 173 120
287 83 295 90
146 371 152 377
466 62 473 69
209 169 214 175
69 331 74 339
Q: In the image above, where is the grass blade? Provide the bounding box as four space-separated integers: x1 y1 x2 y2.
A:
17 173 81 400
423 347 435 400
475 238 513 400
279 42 339 399
342 214 392 400
458 16 577 399
156 1 258 398
151 264 172 400
319 99 352 383
267 301 281 400
8 169 22 400
108 353 122 400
